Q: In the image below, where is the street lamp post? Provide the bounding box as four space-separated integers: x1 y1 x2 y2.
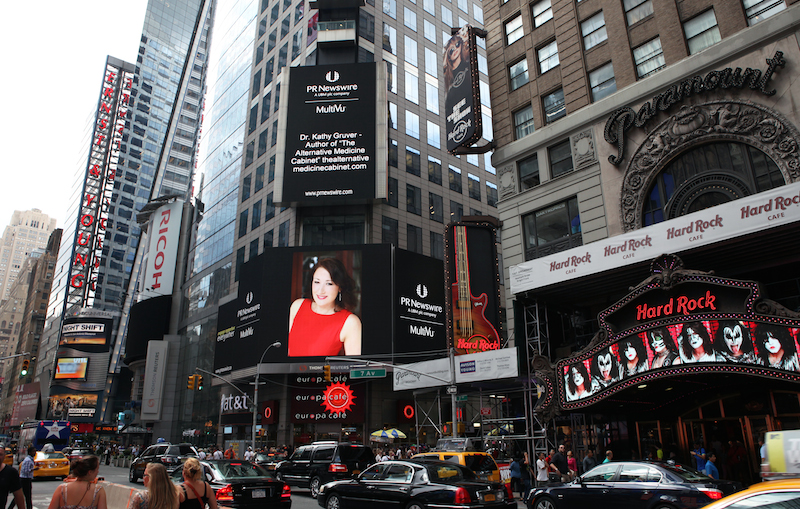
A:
252 341 281 453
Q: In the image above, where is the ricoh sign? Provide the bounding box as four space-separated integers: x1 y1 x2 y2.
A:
276 63 386 206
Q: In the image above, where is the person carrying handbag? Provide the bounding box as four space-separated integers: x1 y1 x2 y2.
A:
178 459 217 509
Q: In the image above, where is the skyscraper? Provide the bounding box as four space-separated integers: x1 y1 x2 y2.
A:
0 209 57 302
41 0 212 424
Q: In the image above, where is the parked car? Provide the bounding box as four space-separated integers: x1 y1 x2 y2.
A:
700 478 800 509
275 442 374 499
171 459 291 509
317 459 516 509
255 451 287 471
130 442 198 482
33 451 70 479
526 461 734 509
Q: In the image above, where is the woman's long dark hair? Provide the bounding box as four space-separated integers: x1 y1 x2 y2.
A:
71 455 99 478
680 322 713 359
755 324 797 363
567 362 591 394
714 321 754 356
304 258 358 313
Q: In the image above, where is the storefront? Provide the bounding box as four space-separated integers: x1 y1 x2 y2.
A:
498 19 800 484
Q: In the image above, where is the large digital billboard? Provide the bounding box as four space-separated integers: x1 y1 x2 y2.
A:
444 25 482 153
276 62 387 206
214 245 446 375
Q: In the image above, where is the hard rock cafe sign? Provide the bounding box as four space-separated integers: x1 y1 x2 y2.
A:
604 51 785 165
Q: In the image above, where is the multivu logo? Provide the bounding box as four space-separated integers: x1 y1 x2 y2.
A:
460 360 476 374
410 325 435 337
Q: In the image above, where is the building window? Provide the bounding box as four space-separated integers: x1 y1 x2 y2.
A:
589 62 616 101
264 230 273 249
407 224 423 253
407 184 422 215
523 197 581 260
386 61 397 94
278 220 290 247
383 23 397 54
449 166 462 193
382 216 399 245
684 10 721 54
424 19 436 42
242 174 252 202
430 232 444 260
425 48 438 78
543 89 566 124
406 146 421 176
581 12 607 50
532 0 553 27
549 140 573 178
238 210 249 238
743 0 785 25
429 156 442 185
486 182 498 207
468 173 481 201
255 164 265 192
450 200 463 222
514 105 535 139
406 110 420 139
404 6 417 30
519 154 540 190
505 15 524 45
405 36 418 67
427 121 441 149
633 38 665 78
624 0 653 26
389 102 398 129
252 200 262 229
538 41 559 74
388 177 398 207
509 59 529 91
425 82 439 113
235 247 245 281
250 239 259 259
429 193 444 222
265 192 275 220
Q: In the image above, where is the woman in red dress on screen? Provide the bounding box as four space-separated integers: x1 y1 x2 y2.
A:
288 258 362 356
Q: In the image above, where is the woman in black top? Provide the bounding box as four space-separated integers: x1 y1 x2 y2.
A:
178 459 217 509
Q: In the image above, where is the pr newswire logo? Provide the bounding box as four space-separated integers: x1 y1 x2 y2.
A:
326 70 340 83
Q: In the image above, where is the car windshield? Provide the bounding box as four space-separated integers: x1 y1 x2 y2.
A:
167 445 197 456
215 462 271 479
462 454 498 473
426 464 474 483
661 463 713 481
37 453 65 460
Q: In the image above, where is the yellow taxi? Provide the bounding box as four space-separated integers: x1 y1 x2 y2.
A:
33 451 70 479
411 451 502 483
700 479 800 508
3 448 11 466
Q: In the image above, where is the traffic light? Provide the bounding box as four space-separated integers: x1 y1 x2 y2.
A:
20 359 29 376
323 365 331 382
197 375 204 391
188 374 196 390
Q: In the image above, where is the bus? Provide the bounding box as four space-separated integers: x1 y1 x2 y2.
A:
18 421 71 453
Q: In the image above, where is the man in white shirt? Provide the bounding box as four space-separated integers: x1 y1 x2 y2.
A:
213 447 223 460
536 452 549 487
198 449 206 460
244 447 254 461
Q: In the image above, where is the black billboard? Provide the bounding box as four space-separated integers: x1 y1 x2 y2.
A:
214 245 447 374
278 63 384 206
444 25 482 153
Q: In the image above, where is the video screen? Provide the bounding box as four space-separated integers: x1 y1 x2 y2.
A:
54 358 90 380
46 393 99 420
563 320 800 402
59 318 112 347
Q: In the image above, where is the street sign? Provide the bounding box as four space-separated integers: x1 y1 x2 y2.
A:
447 385 458 395
480 407 491 416
349 368 387 379
456 395 468 402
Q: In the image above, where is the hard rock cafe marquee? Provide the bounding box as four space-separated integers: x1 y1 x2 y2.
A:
528 254 800 417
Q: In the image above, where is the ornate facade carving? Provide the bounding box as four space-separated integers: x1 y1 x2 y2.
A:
498 163 516 199
571 129 597 170
620 100 800 231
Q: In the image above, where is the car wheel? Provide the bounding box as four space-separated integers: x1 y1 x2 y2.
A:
406 502 425 509
129 467 138 483
534 496 557 509
325 493 341 509
310 477 322 499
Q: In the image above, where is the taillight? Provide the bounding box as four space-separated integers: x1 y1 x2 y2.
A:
328 463 348 473
454 487 471 504
698 488 723 500
506 482 514 500
216 484 234 502
281 485 291 498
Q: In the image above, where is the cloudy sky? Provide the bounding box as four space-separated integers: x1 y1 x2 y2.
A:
0 1 148 229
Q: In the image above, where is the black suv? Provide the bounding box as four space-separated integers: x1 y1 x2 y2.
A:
275 441 374 499
129 443 198 482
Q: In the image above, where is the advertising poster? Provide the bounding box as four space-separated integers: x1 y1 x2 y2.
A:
47 393 99 420
54 358 90 380
278 62 384 206
290 374 365 423
215 245 445 375
443 25 482 153
10 383 40 424
59 317 113 348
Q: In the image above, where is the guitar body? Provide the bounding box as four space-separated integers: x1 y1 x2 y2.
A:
452 284 501 353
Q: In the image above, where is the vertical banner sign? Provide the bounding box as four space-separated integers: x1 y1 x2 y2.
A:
141 340 169 421
140 201 184 299
279 63 379 205
68 59 134 308
444 25 482 154
445 222 503 355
